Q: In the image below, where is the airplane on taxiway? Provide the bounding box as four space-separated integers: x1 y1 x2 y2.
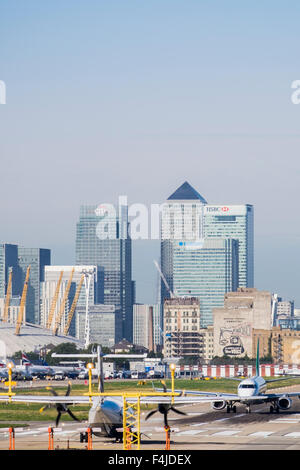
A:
0 349 203 443
159 340 300 414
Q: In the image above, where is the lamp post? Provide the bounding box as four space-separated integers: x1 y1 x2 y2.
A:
169 363 176 404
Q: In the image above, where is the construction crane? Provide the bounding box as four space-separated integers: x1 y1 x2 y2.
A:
15 265 31 336
46 270 64 329
53 267 75 336
3 269 12 322
153 260 175 298
63 274 84 336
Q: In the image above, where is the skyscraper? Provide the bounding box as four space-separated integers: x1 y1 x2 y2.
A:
0 244 22 298
160 181 207 302
75 204 133 341
18 247 51 324
173 238 239 326
160 182 254 327
203 204 254 288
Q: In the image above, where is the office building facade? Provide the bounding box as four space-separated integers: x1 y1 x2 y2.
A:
160 183 254 304
173 238 238 327
0 243 22 299
160 182 207 303
41 265 97 336
203 204 254 288
163 297 203 358
75 204 133 341
76 304 122 348
133 304 154 351
18 247 51 325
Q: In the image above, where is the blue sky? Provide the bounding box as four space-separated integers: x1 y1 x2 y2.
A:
1 1 300 305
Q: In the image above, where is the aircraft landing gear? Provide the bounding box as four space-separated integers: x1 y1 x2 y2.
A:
226 405 237 413
80 432 88 443
270 405 279 414
114 431 123 443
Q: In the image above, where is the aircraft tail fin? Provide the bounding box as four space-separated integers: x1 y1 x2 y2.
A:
256 339 260 377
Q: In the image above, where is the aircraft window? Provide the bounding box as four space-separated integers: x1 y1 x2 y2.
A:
240 384 255 388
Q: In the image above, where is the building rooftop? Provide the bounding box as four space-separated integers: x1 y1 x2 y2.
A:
167 181 207 203
0 322 84 357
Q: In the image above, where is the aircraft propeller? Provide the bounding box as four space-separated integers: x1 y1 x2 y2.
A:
40 382 81 427
145 381 187 428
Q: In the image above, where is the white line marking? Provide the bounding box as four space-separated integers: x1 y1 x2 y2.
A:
211 430 241 436
284 432 300 438
176 429 205 436
269 419 300 423
248 431 274 437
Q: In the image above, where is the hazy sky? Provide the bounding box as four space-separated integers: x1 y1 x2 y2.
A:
1 1 300 305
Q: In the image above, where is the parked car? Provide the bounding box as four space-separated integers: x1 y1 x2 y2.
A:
54 371 66 381
131 371 147 379
121 370 131 379
78 371 89 380
66 371 79 379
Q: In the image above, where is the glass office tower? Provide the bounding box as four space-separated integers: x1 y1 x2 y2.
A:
18 247 51 324
173 238 239 327
160 181 207 303
0 244 22 299
75 204 133 341
203 205 254 288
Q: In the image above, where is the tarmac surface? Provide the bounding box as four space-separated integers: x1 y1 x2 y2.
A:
2 384 300 450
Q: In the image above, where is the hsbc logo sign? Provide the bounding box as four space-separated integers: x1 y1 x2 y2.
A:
206 206 230 213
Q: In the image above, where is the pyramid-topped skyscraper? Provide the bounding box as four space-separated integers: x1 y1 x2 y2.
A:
167 181 207 204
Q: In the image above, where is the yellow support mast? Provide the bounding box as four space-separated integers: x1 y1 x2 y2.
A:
123 395 141 450
53 267 74 336
3 269 12 322
15 265 31 336
63 274 84 336
46 270 64 329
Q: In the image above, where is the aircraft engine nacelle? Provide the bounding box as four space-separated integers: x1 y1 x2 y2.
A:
211 400 227 411
278 396 292 410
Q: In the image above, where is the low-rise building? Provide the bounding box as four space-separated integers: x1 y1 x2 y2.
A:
271 327 300 364
163 297 207 360
213 288 273 358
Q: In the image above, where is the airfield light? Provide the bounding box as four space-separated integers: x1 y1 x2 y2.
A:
169 363 176 403
6 362 14 401
86 363 94 401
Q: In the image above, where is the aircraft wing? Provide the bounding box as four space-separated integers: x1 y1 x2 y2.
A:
0 394 238 405
0 395 91 405
145 392 300 404
155 387 238 397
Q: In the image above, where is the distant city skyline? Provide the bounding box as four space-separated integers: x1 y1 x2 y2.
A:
1 1 299 307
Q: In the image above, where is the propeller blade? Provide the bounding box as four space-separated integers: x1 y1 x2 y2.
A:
66 407 80 422
163 410 169 428
145 409 158 421
160 380 167 393
170 406 187 416
55 411 62 427
46 386 58 397
65 381 72 397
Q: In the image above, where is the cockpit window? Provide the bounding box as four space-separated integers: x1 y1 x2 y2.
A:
239 384 255 389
